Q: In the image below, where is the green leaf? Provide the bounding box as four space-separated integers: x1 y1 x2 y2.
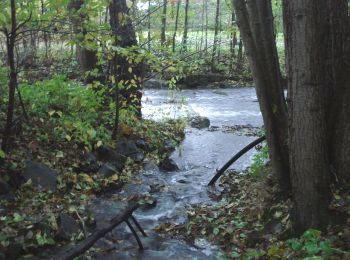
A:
213 228 220 235
304 242 320 256
288 239 303 251
13 213 24 223
319 241 334 256
0 149 5 159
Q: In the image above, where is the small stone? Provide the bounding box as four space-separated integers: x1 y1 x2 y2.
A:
189 116 210 129
58 213 79 241
135 139 147 150
130 152 144 163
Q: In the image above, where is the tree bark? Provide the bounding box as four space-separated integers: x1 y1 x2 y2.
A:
109 0 143 119
182 0 190 52
68 0 98 81
283 0 332 231
233 0 290 192
211 0 220 72
172 0 181 52
161 0 167 46
2 0 18 152
326 0 350 186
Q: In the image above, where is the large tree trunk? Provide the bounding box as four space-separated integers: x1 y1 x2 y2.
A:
211 0 220 72
68 0 98 81
182 0 190 52
326 0 350 186
283 0 332 231
233 0 290 192
172 0 181 52
109 0 143 118
2 0 17 152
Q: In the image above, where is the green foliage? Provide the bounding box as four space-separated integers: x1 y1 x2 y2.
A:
20 75 110 149
286 229 334 257
248 144 269 178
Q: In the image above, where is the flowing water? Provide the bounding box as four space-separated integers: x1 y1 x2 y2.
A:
90 87 263 259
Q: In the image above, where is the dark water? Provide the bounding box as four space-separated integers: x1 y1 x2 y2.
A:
89 88 263 259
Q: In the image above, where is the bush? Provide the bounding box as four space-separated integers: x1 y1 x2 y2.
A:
20 75 110 149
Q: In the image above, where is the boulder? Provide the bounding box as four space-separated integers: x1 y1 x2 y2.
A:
23 161 58 191
79 153 100 174
58 213 79 241
159 157 179 172
98 163 118 177
116 139 144 163
96 146 126 171
189 116 210 129
143 161 159 172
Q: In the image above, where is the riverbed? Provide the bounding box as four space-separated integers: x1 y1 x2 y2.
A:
90 87 263 259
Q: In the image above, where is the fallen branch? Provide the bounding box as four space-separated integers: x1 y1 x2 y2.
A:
208 135 266 186
54 200 139 260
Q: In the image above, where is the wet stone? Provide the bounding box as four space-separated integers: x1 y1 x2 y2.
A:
80 153 100 173
23 161 58 191
58 213 79 241
159 157 178 172
96 146 126 171
98 163 118 177
189 116 210 129
135 139 147 150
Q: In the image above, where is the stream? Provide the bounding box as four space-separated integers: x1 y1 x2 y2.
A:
89 87 263 259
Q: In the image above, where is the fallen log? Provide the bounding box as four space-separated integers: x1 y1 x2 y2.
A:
208 135 266 186
54 201 139 260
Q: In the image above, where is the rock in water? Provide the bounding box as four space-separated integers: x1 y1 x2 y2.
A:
159 157 179 171
189 116 210 129
23 161 58 191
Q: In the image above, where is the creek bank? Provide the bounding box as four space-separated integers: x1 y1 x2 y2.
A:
143 73 254 90
0 118 186 259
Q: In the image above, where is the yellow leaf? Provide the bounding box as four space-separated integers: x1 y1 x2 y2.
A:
65 135 71 141
110 174 119 181
96 140 103 147
128 67 132 73
56 151 64 158
126 0 133 9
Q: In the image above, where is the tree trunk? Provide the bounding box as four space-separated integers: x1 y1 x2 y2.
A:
211 0 220 72
68 0 98 81
233 0 290 192
2 0 17 152
148 0 151 51
172 0 181 52
326 0 350 186
182 0 190 52
109 0 143 119
161 0 167 46
283 0 332 231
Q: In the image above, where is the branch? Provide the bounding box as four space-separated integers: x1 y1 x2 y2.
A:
54 199 139 260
